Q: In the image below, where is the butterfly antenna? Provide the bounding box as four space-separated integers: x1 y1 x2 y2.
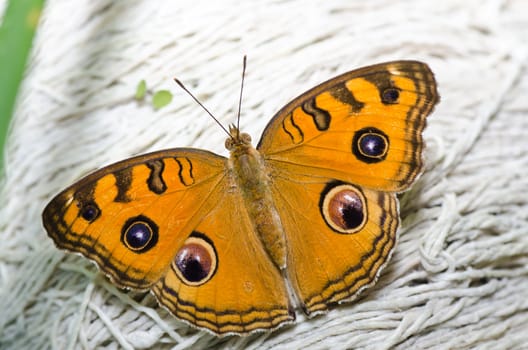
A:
173 78 232 138
236 55 247 139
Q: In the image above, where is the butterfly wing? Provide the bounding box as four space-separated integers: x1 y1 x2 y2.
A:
258 61 439 192
42 148 293 335
270 172 399 314
152 181 294 335
43 149 225 289
259 61 439 313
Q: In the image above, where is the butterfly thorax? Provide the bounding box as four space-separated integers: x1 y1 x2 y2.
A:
226 127 287 269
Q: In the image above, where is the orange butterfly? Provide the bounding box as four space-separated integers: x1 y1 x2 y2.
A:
43 60 439 336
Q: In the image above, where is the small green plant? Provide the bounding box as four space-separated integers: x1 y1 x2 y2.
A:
134 80 173 110
135 79 147 100
152 90 173 110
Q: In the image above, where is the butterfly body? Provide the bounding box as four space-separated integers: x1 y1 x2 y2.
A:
226 126 288 269
43 61 439 336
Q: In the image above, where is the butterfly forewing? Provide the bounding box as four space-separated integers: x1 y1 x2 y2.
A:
258 61 439 192
43 149 227 289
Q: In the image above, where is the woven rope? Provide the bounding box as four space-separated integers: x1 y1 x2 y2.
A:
1 0 527 349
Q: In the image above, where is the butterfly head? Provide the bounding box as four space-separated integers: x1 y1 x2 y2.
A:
225 124 252 151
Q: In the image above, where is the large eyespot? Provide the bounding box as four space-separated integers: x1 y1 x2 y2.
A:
173 233 217 286
352 127 389 163
320 182 367 234
77 201 100 222
121 215 159 253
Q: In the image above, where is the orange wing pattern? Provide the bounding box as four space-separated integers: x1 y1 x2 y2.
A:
43 149 227 289
43 148 293 335
152 183 293 335
259 61 438 192
270 172 399 314
258 61 438 314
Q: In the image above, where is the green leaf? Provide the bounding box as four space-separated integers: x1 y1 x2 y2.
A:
0 0 45 173
135 79 147 100
152 90 173 110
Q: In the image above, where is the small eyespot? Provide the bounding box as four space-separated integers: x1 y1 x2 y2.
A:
352 128 389 163
173 233 217 286
320 183 367 234
78 201 100 222
381 87 400 104
121 215 159 253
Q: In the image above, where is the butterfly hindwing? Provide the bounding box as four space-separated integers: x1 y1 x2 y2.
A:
152 182 293 335
270 171 399 314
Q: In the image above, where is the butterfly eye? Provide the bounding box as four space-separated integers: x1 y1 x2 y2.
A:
173 233 217 286
352 128 389 163
121 215 159 253
240 132 252 144
225 138 234 150
320 183 367 234
78 201 100 222
381 87 400 104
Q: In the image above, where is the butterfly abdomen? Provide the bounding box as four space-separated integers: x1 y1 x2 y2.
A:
227 135 287 270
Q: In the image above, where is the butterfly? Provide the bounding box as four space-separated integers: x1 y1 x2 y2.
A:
42 60 439 336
